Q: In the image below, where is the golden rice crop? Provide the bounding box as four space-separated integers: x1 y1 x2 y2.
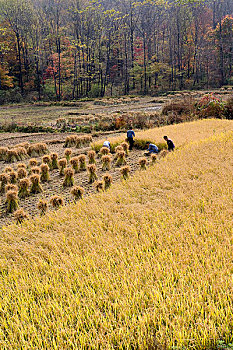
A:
0 123 232 349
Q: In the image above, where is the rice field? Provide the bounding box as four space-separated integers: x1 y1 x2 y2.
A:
0 119 233 349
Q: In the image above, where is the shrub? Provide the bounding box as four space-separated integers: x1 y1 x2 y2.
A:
102 155 112 171
95 180 104 192
58 158 67 175
103 173 113 190
64 148 72 162
18 178 30 199
77 155 86 171
17 167 27 180
116 150 126 166
71 186 84 200
30 174 43 194
0 173 9 193
9 171 17 184
6 190 19 214
63 168 74 187
50 195 64 209
88 150 96 164
14 208 29 224
40 164 50 182
224 97 233 119
50 153 59 170
70 157 79 173
139 157 147 170
120 165 130 180
196 94 225 118
37 199 48 216
121 142 129 156
87 164 97 183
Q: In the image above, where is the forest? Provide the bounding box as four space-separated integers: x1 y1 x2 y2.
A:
0 0 232 103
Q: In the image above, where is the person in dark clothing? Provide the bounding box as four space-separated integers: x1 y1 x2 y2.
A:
164 136 175 151
127 129 135 150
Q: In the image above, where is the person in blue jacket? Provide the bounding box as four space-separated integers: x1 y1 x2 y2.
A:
145 141 159 155
127 128 135 150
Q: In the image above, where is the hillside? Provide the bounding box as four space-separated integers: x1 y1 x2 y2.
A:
0 120 233 349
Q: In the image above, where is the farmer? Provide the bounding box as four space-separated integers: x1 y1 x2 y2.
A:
163 136 175 151
103 140 111 150
127 128 135 150
145 142 159 156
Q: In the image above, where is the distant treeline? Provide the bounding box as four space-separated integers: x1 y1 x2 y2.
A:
0 0 232 103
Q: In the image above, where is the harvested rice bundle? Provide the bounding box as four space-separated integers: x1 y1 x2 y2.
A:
50 195 64 208
151 153 157 164
102 155 112 171
139 157 147 170
28 143 48 157
31 166 41 175
9 171 17 184
115 145 124 153
18 178 30 198
70 157 79 173
63 168 74 187
64 135 78 148
16 142 29 150
6 149 18 163
29 158 38 167
30 174 43 194
88 150 96 164
42 155 52 168
0 147 8 161
50 153 59 170
116 150 126 166
58 158 67 175
17 167 27 179
77 154 86 171
37 199 48 216
6 190 19 213
103 173 112 190
158 150 169 159
95 180 104 192
121 142 129 156
14 208 29 224
88 164 97 183
120 165 130 180
5 184 18 193
100 147 110 156
64 148 72 162
16 147 28 160
4 166 13 173
71 186 84 200
40 164 50 182
0 173 9 193
17 163 26 169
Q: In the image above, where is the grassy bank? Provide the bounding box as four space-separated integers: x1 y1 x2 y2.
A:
0 121 233 349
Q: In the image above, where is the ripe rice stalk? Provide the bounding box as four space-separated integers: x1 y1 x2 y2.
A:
87 164 97 183
0 147 8 161
95 180 104 192
50 153 59 170
9 171 18 184
37 199 48 216
103 173 113 190
139 157 147 170
63 168 74 187
77 155 86 171
40 164 50 182
120 165 130 180
64 148 72 162
18 178 30 199
121 142 129 156
58 158 67 175
0 173 9 193
17 167 27 180
116 150 126 166
50 195 64 209
70 157 79 173
88 150 96 164
6 190 19 213
14 208 29 224
102 155 112 171
71 186 84 201
30 174 43 194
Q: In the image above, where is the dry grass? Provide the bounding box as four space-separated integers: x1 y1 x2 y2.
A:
0 122 232 349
